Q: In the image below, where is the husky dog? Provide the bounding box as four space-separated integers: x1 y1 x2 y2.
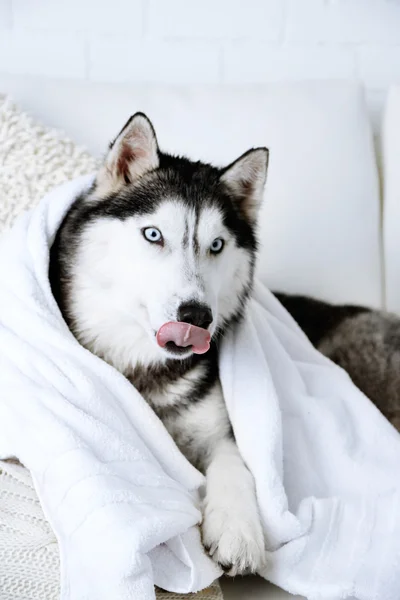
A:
276 293 400 431
50 113 269 575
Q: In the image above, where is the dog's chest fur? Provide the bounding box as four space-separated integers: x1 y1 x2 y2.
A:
123 346 226 467
125 345 218 409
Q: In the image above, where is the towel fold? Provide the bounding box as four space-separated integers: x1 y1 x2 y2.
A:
221 283 400 600
1 176 400 600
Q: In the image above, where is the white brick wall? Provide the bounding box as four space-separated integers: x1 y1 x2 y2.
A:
1 0 400 116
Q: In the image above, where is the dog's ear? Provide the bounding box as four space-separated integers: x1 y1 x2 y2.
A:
98 112 159 193
220 148 269 222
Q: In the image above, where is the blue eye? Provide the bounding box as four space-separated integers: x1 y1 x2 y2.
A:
210 238 224 254
143 227 163 244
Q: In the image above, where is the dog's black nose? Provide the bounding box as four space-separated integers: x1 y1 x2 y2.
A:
178 302 213 330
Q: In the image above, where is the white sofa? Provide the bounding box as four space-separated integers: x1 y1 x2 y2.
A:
0 76 394 600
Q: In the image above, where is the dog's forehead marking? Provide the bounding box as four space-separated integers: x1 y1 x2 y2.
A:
184 208 200 258
193 210 200 255
148 200 225 250
182 217 189 250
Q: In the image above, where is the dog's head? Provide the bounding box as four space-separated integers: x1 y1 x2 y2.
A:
57 113 268 368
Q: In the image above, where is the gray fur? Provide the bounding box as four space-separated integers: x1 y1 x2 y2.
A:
275 292 400 430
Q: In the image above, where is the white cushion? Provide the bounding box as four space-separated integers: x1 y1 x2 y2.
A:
0 77 382 307
382 85 400 314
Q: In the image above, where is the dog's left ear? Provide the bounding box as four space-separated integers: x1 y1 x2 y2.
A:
98 112 159 193
220 148 269 222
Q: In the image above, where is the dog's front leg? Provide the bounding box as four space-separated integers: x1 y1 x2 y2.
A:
201 436 265 576
163 383 265 575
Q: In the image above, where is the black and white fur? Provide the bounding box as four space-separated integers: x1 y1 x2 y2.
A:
50 113 269 575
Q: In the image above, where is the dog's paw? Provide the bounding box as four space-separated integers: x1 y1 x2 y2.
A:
201 503 265 576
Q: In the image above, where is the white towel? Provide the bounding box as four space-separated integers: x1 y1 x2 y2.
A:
221 283 400 600
1 176 400 600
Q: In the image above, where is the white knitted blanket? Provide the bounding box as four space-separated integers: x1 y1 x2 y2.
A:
0 461 60 600
0 94 99 234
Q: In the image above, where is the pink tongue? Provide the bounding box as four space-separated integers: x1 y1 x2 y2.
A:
156 322 211 354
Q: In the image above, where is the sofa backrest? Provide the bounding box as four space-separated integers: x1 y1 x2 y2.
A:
0 76 382 308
